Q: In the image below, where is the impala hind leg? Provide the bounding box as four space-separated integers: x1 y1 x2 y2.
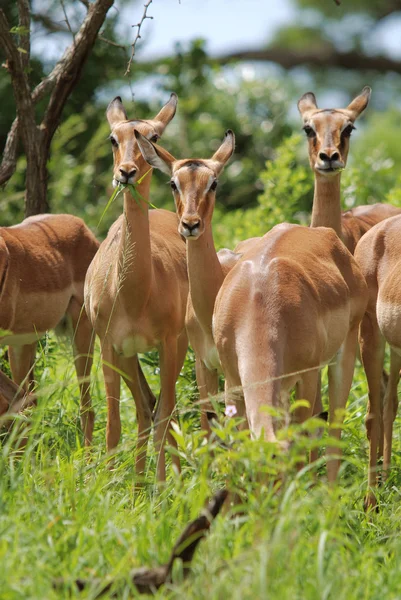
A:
119 355 153 481
68 298 95 446
327 325 359 484
383 348 401 479
101 342 121 456
306 370 326 465
359 313 385 509
154 337 180 481
8 343 37 392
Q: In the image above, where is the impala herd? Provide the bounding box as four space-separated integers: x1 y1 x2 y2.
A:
2 86 401 509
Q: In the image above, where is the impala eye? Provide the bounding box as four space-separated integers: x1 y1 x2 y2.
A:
110 136 118 147
150 134 159 143
303 125 316 138
170 180 177 191
342 124 355 137
210 180 218 192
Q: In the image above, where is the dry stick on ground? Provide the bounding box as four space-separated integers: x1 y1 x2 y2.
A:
54 489 228 597
0 370 36 419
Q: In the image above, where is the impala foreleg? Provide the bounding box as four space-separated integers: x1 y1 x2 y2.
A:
154 337 180 481
68 299 95 446
382 348 401 479
327 325 359 484
120 355 153 481
359 313 385 507
101 343 121 456
195 357 218 435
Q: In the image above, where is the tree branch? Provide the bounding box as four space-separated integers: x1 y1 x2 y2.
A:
0 9 37 153
0 118 19 186
214 46 401 76
16 0 30 70
125 0 153 75
42 0 115 143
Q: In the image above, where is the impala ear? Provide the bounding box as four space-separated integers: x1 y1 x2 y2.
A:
346 86 372 120
151 93 178 136
297 92 318 118
106 96 128 128
211 130 235 173
134 130 175 175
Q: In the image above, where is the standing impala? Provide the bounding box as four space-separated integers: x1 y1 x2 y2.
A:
135 128 259 431
134 129 367 481
298 86 401 251
354 215 401 508
84 94 188 481
0 214 99 444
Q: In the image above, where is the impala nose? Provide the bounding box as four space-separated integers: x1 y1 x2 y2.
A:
181 220 200 237
318 150 340 163
119 167 136 182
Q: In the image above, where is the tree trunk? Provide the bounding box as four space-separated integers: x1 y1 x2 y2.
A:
24 131 49 217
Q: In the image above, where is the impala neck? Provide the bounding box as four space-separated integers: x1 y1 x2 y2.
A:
311 173 343 240
187 225 224 337
119 172 153 301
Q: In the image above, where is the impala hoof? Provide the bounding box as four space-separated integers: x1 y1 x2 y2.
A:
364 490 379 513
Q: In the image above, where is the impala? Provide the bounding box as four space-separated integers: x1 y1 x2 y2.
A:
0 214 99 444
298 87 401 465
135 127 260 432
84 94 188 481
354 215 401 508
134 128 368 481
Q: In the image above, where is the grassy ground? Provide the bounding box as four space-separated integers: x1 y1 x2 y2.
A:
1 335 401 599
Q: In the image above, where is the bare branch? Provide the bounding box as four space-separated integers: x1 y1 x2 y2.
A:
31 12 69 33
60 0 75 43
98 34 127 50
125 0 153 75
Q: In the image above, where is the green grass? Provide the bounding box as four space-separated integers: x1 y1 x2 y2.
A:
2 337 401 599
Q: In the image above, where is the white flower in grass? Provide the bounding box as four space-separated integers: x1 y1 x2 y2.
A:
225 404 237 418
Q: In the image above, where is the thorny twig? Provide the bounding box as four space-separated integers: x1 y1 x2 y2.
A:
125 0 153 75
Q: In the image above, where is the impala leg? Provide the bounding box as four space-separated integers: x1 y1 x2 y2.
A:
101 342 121 456
119 355 153 480
137 359 157 415
359 313 385 509
8 343 37 392
326 325 359 484
175 330 188 380
154 337 180 481
382 348 401 480
308 370 325 465
68 298 95 446
293 370 319 471
195 357 218 435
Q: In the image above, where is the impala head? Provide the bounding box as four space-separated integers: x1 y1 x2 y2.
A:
298 86 371 177
106 93 178 187
134 129 235 240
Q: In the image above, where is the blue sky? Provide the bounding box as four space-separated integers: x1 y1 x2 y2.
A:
31 0 401 65
123 0 294 58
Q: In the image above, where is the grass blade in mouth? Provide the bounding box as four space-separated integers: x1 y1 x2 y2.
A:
98 169 155 226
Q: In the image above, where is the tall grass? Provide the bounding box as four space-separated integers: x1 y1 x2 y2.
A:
1 337 401 599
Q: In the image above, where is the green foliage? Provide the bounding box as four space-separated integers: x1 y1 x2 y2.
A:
2 341 401 598
214 133 311 249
